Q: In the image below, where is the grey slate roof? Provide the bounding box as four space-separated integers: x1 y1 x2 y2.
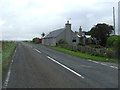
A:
45 28 65 38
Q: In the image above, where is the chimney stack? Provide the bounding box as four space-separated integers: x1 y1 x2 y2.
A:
65 20 71 31
79 26 82 36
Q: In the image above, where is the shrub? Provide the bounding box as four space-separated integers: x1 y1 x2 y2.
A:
58 39 68 44
107 35 120 59
32 37 40 44
107 35 120 48
91 51 105 57
77 43 85 46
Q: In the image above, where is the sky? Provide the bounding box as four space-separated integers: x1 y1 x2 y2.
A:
0 0 119 41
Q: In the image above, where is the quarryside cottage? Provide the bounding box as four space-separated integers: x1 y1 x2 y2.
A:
42 21 80 46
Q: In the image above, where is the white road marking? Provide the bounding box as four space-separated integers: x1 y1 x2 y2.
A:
15 49 16 53
100 63 107 66
35 49 41 53
47 56 84 79
87 59 118 69
92 61 99 64
80 65 92 68
110 66 118 69
88 59 92 62
3 59 13 88
88 60 99 64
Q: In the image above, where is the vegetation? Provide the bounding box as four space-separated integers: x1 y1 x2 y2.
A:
77 42 85 46
107 35 120 48
0 42 2 76
107 35 120 60
32 37 41 44
57 39 68 44
2 41 17 75
90 23 114 46
49 46 118 62
116 37 120 59
41 32 45 38
24 40 35 44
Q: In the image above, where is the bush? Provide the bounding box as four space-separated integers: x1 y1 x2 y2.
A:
77 43 85 46
58 39 68 44
32 37 40 44
107 35 120 59
115 36 120 59
107 35 120 48
91 51 105 57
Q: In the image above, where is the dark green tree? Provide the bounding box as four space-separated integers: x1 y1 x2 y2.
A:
32 37 40 44
41 33 45 38
90 23 114 46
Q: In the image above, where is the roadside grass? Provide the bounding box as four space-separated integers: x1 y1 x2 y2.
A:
24 41 34 44
2 41 17 75
49 46 118 63
0 42 2 77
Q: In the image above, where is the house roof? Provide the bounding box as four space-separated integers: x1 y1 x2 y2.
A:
44 28 65 38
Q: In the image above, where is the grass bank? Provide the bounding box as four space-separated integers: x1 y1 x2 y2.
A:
2 41 18 75
0 42 2 77
24 41 35 44
49 46 118 63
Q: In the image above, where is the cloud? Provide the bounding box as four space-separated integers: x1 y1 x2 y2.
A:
0 0 119 40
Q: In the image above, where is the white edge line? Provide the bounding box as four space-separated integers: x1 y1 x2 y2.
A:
15 49 16 53
3 60 13 88
47 56 84 79
92 61 99 64
88 59 92 61
101 63 107 66
110 66 118 69
88 60 99 64
35 49 41 53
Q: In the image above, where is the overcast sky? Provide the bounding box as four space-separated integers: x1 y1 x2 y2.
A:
0 0 119 41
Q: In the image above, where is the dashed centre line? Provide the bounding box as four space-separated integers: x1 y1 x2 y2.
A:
35 49 41 53
47 56 84 79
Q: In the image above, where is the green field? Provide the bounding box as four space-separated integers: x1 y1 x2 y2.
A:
0 42 2 77
2 41 17 75
49 46 118 63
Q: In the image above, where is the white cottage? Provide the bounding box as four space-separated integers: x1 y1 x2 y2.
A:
42 21 79 46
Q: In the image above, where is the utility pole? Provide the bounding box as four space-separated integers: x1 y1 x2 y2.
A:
113 7 116 35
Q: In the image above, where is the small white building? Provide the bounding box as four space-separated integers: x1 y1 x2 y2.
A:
42 21 79 46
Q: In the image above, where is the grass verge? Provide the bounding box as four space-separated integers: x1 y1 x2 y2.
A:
49 46 118 63
24 41 35 44
0 42 2 77
2 41 18 75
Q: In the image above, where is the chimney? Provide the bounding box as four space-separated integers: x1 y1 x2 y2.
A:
65 20 71 31
65 20 72 44
79 26 82 36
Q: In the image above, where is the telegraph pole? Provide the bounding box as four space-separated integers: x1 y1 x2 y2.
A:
113 7 116 35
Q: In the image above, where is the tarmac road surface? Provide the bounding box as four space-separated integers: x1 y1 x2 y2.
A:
3 42 118 88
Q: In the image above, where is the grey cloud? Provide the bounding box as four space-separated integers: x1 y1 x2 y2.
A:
0 0 118 40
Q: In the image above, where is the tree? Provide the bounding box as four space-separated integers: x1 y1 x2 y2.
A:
32 37 40 44
90 23 114 46
41 33 45 38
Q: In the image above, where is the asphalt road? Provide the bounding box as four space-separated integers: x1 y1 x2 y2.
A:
3 42 118 88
